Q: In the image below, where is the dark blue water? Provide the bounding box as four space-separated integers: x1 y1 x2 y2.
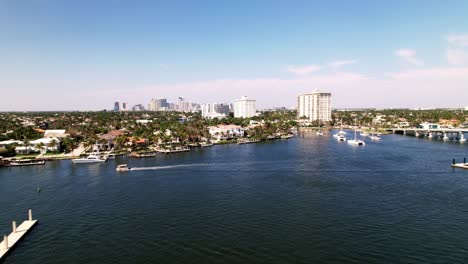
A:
1 131 468 263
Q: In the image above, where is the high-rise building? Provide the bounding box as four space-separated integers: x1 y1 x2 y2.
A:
297 91 331 122
114 102 120 112
178 97 200 112
148 98 168 111
233 96 256 118
201 103 231 119
121 102 129 111
132 104 145 111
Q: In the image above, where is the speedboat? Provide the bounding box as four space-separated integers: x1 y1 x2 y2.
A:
72 153 106 164
360 132 369 137
337 135 347 142
116 164 130 172
369 134 381 141
316 130 323 136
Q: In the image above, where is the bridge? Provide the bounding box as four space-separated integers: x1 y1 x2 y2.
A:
389 128 468 142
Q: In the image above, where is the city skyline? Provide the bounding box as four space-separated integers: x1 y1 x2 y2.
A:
1 1 468 111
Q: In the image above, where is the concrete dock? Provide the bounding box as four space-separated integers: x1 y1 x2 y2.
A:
452 163 468 169
0 210 38 261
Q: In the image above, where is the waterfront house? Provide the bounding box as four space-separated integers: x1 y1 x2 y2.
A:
208 125 245 140
419 122 439 129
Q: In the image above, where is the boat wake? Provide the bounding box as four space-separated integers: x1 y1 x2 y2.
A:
130 163 209 171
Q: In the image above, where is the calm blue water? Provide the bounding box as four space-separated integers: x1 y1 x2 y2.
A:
1 131 468 263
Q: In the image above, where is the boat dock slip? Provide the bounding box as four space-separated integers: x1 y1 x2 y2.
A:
0 210 38 261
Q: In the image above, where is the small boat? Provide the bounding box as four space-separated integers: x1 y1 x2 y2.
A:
316 130 323 136
360 132 369 137
8 159 45 166
337 135 347 142
116 164 130 172
72 153 106 163
281 134 294 139
200 142 213 147
369 133 381 141
237 138 261 144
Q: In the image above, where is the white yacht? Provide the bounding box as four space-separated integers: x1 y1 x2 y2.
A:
72 153 107 164
348 129 366 146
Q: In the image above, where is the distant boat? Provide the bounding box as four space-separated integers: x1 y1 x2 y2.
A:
360 132 369 137
116 164 130 172
316 130 323 136
369 133 381 141
348 129 366 146
280 134 294 139
337 135 347 142
200 142 213 147
72 153 106 163
8 159 45 167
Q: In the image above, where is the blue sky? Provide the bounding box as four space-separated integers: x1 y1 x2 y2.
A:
1 0 468 110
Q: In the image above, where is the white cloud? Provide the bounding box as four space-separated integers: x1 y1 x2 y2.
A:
445 34 468 65
287 65 322 75
329 60 357 69
447 34 468 47
446 48 468 65
395 49 424 66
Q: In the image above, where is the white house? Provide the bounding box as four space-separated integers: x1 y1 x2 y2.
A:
29 137 61 152
419 122 439 129
208 125 245 140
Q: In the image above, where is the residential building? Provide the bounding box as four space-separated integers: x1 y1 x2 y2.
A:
233 96 256 118
297 91 331 122
208 125 245 140
419 122 439 129
201 103 231 119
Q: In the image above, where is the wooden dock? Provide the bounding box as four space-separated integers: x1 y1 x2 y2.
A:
0 210 38 261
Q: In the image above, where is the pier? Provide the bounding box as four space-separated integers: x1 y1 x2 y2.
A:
390 128 468 143
452 158 468 169
0 210 38 261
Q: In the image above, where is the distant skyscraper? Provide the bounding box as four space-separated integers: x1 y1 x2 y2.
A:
297 91 331 122
148 98 168 111
201 103 231 119
121 102 129 111
233 96 256 118
114 102 120 112
132 104 145 111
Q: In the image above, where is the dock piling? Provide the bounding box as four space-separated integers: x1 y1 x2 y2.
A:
12 221 16 233
465 157 466 164
2 235 7 250
28 209 32 221
453 159 456 165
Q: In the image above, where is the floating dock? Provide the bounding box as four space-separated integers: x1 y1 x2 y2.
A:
0 210 38 261
452 163 468 169
452 158 468 170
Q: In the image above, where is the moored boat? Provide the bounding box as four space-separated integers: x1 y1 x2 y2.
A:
8 159 45 166
72 153 106 164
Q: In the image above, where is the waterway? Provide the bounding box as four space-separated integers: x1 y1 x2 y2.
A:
1 131 467 263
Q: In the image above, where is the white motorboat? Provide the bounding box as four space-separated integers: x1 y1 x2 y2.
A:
72 153 106 164
337 135 347 142
316 130 323 136
8 159 45 166
116 164 130 172
360 132 369 137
